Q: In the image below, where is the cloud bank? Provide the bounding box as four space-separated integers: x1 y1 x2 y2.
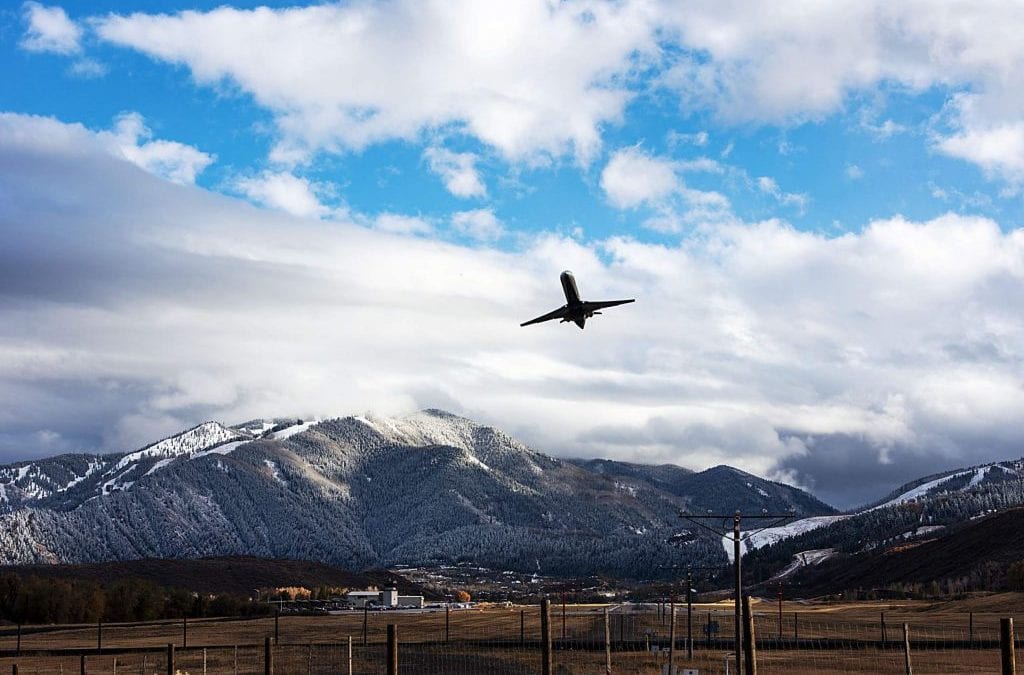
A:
81 0 1024 189
2 112 1022 508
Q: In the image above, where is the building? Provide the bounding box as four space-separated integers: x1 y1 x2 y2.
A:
345 590 384 608
397 595 424 608
345 587 424 609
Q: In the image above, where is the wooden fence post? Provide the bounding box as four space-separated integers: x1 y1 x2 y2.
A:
742 595 757 675
970 612 974 648
669 599 676 673
561 593 567 641
348 635 353 675
445 605 450 644
1001 617 1016 675
794 612 799 646
363 606 368 646
903 623 912 675
274 611 280 645
183 616 188 648
12 663 18 675
166 644 174 675
15 624 20 654
541 598 553 675
80 654 86 675
881 612 887 645
386 624 398 675
520 609 525 647
97 620 102 650
604 608 612 675
264 635 273 675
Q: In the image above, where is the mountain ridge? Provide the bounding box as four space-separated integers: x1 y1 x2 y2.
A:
0 409 829 578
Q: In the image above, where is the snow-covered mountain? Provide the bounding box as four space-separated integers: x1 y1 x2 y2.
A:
0 410 831 578
742 457 1024 582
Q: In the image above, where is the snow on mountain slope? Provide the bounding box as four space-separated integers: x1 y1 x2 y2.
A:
353 410 481 451
109 422 241 472
97 422 246 494
869 460 1024 511
0 409 835 576
723 515 849 562
0 456 108 509
268 420 320 440
770 548 837 581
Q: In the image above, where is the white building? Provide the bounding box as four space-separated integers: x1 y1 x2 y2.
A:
346 590 383 608
397 595 424 608
346 587 423 609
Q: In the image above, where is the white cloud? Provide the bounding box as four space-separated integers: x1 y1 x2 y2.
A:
423 147 486 198
94 1 655 165
373 213 433 235
862 117 906 140
2 112 1024 507
235 171 333 219
68 58 106 78
845 164 864 180
103 112 214 185
83 1 1024 187
666 130 709 147
936 119 1024 187
756 175 808 211
655 2 1024 185
601 147 732 232
21 2 81 54
451 209 505 242
600 147 680 209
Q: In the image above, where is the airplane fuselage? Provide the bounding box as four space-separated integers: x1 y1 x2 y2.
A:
559 271 588 328
520 270 635 329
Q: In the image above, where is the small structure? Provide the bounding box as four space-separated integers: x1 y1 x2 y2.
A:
346 590 383 608
397 595 424 608
346 587 425 609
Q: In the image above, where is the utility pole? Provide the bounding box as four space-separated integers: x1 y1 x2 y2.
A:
733 513 742 673
686 570 694 660
679 509 802 675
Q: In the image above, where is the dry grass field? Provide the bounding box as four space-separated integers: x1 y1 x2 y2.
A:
1 594 1022 673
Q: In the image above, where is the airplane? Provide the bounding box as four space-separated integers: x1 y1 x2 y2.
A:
520 270 635 329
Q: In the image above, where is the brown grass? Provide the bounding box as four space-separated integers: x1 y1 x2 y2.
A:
1 597 1020 673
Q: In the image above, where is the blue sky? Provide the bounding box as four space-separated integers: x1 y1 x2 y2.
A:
4 1 1017 242
2 1 1024 507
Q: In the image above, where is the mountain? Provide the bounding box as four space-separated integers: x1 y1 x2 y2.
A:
569 459 833 515
742 457 1024 585
781 507 1024 597
0 410 830 579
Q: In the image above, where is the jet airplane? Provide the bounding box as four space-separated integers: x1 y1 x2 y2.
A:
520 271 634 329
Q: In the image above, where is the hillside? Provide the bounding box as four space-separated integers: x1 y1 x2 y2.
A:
0 556 421 596
743 459 1024 586
784 508 1024 596
0 410 830 579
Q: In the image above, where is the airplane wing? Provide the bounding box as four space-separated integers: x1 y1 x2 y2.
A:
582 299 635 312
520 306 569 327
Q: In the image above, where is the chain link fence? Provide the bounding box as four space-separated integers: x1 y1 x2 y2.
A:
0 602 1018 674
